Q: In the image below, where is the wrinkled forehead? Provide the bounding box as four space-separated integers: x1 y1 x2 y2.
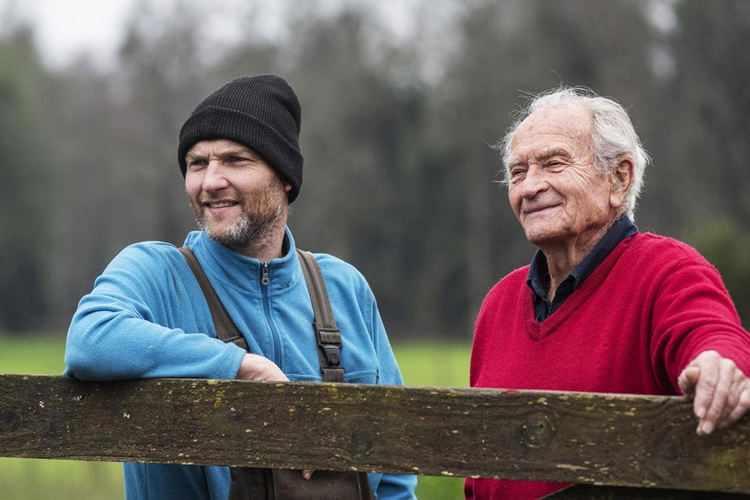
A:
512 102 593 150
186 138 259 158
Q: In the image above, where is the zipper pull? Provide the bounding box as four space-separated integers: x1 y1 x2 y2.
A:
261 263 270 286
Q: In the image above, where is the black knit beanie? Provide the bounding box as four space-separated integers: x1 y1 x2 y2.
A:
178 75 303 203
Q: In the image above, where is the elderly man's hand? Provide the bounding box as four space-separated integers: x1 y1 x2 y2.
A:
678 350 750 435
236 353 288 382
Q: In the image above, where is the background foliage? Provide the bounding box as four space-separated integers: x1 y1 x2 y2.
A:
1 0 749 337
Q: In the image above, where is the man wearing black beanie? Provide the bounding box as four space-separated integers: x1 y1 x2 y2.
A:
65 75 417 500
178 75 304 203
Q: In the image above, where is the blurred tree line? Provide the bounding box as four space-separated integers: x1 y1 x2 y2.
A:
0 0 749 337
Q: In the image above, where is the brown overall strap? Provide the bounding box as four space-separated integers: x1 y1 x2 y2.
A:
178 247 249 351
296 249 346 383
179 246 345 383
180 246 372 500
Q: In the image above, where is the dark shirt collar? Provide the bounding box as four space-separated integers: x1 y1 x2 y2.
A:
526 216 638 322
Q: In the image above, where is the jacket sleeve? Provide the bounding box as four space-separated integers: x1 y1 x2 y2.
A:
370 295 406 386
368 288 419 498
299 253 418 499
64 242 246 381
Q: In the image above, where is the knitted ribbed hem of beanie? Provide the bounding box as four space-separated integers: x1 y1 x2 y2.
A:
178 75 303 203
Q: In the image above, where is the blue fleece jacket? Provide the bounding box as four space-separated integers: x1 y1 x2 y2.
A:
65 228 417 499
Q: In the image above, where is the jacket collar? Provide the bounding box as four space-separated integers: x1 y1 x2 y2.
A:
184 227 301 293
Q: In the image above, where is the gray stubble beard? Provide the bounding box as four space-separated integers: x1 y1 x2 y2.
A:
198 207 283 253
193 184 288 255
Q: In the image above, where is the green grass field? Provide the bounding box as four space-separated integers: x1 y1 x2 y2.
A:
0 335 470 499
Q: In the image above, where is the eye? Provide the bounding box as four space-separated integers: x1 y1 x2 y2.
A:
226 155 257 166
186 158 208 170
546 159 566 171
509 167 526 180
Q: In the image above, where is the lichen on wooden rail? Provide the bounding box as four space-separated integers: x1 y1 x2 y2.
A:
0 374 748 495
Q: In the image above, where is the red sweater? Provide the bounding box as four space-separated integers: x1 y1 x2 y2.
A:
466 233 750 500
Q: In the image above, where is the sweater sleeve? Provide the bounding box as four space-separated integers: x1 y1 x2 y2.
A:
64 242 246 381
649 243 750 391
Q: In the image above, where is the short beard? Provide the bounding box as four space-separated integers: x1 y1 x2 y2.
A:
192 177 288 255
197 204 284 253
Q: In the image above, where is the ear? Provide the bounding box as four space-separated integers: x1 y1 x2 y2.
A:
609 157 634 210
284 184 293 193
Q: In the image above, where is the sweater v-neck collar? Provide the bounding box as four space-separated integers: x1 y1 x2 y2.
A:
524 233 639 341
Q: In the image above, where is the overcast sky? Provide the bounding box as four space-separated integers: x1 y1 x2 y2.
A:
1 0 424 70
1 0 135 68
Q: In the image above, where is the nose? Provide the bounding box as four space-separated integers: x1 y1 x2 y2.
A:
202 161 229 192
517 165 549 199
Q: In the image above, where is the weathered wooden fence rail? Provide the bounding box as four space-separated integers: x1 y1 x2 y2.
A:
1 374 748 499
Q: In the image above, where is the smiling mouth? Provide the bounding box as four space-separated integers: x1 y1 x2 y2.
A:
524 204 559 215
203 200 238 209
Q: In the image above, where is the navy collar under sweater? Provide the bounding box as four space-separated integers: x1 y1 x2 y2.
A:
527 216 638 323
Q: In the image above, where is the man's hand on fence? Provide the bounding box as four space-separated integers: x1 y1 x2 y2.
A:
236 353 288 382
234 354 314 480
678 350 750 436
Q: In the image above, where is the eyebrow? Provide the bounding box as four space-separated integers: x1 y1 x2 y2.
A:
185 147 257 161
508 147 572 169
184 152 205 162
507 159 527 170
536 147 573 162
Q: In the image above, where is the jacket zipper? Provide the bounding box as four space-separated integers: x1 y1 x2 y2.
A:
260 263 282 366
261 263 270 285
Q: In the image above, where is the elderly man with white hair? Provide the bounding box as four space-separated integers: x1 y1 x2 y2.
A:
466 87 750 500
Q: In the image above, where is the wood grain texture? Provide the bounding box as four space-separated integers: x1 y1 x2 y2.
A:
1 375 748 495
543 484 750 499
